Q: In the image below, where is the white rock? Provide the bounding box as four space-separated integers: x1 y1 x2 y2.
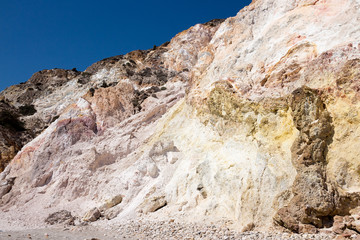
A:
147 163 159 178
166 152 182 164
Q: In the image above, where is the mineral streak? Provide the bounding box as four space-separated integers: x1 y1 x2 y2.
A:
1 0 360 237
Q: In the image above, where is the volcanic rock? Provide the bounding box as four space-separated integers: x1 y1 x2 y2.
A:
45 210 75 225
99 195 123 211
82 208 101 222
1 0 360 238
0 177 15 199
140 196 167 213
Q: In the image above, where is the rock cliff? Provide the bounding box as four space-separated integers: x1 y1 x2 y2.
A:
1 0 360 236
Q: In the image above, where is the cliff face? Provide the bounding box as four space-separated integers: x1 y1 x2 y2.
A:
0 69 84 172
1 0 360 235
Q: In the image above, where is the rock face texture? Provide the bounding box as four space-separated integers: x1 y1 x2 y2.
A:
1 0 360 236
274 87 336 232
0 69 84 172
0 101 30 172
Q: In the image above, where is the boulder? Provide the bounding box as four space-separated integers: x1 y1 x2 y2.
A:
140 196 167 213
147 163 159 178
298 224 318 234
166 152 181 164
45 210 75 225
82 208 101 222
0 177 15 199
351 220 360 232
99 195 123 211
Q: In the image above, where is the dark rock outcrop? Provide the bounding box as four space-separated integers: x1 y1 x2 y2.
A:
274 87 335 232
0 69 82 172
45 210 75 225
0 101 32 172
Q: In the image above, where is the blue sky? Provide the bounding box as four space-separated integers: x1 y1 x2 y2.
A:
0 0 252 91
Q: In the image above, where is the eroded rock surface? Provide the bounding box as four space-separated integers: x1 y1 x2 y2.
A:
274 87 336 232
0 17 223 231
0 101 30 172
1 0 360 237
45 210 75 226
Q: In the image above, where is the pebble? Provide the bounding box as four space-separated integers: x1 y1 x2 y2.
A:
109 220 335 240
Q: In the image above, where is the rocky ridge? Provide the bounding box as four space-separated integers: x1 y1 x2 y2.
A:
1 0 360 238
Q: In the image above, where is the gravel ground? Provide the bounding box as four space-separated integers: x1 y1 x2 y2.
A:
0 220 337 240
112 220 335 240
0 226 126 240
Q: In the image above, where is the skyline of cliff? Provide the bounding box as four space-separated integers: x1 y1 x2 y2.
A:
0 0 251 91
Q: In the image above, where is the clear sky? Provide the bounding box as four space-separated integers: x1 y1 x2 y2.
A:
0 0 252 91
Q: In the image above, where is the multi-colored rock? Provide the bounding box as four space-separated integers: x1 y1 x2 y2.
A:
1 0 360 237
